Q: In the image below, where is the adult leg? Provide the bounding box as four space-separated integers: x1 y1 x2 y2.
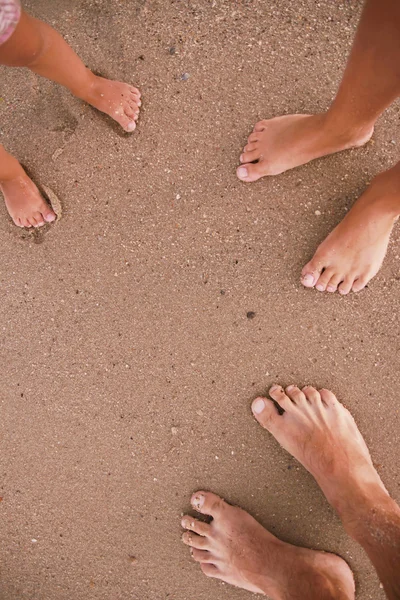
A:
237 0 400 182
252 385 400 600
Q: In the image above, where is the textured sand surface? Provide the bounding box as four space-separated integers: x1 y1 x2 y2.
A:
0 1 399 599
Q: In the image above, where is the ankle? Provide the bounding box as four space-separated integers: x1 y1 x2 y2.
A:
70 68 98 102
322 109 374 145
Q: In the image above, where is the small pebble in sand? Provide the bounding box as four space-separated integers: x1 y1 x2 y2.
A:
247 311 256 319
180 72 190 81
171 427 178 435
31 539 38 543
128 555 137 565
315 210 321 215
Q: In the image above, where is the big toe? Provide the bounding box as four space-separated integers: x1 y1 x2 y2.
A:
251 396 280 431
236 162 266 182
191 491 226 517
301 259 323 288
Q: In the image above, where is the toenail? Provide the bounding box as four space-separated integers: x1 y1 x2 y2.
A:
237 166 248 178
327 286 336 293
252 398 265 414
286 385 295 391
301 274 315 286
269 385 280 392
316 284 325 291
192 494 205 510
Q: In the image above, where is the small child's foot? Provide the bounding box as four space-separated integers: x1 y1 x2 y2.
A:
181 491 355 599
236 113 373 182
82 74 141 132
0 167 56 228
301 166 400 294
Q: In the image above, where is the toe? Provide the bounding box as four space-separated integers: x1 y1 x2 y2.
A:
191 549 214 563
247 132 260 143
338 276 354 295
21 218 32 228
319 388 339 407
268 385 295 411
191 491 226 517
32 211 45 227
326 273 343 293
182 531 209 550
301 259 324 289
181 516 211 537
118 114 137 132
253 120 267 132
251 396 280 429
352 275 369 293
243 142 258 153
285 385 307 405
315 268 336 292
236 161 267 182
129 86 141 97
200 563 220 577
301 386 322 404
239 149 261 164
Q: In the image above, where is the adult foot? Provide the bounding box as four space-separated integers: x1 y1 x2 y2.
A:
181 490 355 599
236 113 373 182
301 167 400 294
80 73 141 133
0 164 56 228
251 385 389 532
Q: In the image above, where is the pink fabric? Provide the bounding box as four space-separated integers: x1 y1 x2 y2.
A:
0 0 21 46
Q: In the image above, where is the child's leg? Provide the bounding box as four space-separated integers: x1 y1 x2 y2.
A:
0 144 55 227
0 9 141 132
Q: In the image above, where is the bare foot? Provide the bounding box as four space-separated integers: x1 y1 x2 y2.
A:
301 167 400 294
81 73 141 133
236 114 373 182
0 162 56 228
251 385 389 532
181 490 355 599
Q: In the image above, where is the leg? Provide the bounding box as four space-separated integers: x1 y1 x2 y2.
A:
181 501 354 598
300 162 400 294
236 0 400 182
0 10 141 132
0 144 55 227
252 385 400 600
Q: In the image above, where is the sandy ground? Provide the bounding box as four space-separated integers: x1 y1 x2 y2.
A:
0 0 399 598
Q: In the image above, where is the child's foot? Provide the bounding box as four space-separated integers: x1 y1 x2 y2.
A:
301 167 400 294
251 385 389 530
181 491 355 599
0 166 56 228
81 74 141 133
236 114 373 182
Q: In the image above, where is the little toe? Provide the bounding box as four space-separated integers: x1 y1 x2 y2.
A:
319 388 339 407
352 275 369 293
301 260 323 288
251 396 280 430
200 563 220 577
326 273 343 293
285 385 307 405
315 268 335 292
302 386 322 404
181 516 211 537
338 276 355 295
236 161 267 182
191 491 226 517
182 531 209 550
253 121 267 132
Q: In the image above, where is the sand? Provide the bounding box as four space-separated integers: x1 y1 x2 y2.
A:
0 0 399 599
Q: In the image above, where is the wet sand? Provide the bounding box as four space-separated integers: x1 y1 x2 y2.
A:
0 1 399 598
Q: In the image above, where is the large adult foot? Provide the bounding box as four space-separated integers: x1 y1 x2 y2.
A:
80 73 141 133
181 490 355 599
301 167 400 294
236 113 373 182
0 162 56 228
251 385 390 532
